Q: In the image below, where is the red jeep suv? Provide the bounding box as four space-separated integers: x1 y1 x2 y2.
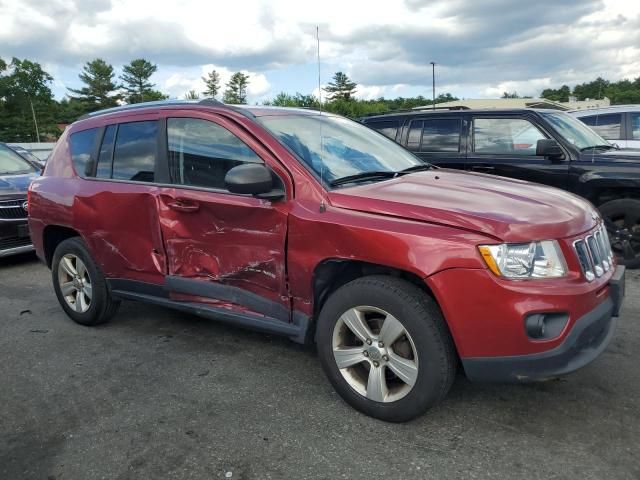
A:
28 100 625 422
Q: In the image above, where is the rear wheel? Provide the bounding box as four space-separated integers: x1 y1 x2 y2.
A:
599 199 640 269
52 237 120 325
316 276 456 422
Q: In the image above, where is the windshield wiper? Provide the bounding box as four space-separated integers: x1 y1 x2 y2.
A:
397 164 433 174
581 144 615 152
329 171 397 187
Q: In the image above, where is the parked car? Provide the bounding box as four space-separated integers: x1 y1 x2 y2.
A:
361 108 640 268
0 143 40 257
5 143 47 169
28 100 625 422
569 105 640 149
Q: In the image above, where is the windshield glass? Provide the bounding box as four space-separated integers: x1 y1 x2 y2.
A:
258 114 425 185
541 112 610 150
0 144 37 175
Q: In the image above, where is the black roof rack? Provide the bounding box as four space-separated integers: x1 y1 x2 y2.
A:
76 98 254 121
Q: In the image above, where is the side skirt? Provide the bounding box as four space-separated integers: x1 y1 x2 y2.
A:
107 279 311 344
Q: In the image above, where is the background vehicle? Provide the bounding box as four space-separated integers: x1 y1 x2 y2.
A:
4 143 47 169
0 143 39 257
28 100 624 422
362 108 640 268
569 105 640 149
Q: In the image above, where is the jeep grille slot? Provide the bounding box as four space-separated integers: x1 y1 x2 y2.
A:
574 225 614 282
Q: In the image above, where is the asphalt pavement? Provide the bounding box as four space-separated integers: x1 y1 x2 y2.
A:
1 253 639 480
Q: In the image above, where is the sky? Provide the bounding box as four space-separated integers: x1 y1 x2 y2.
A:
0 0 639 103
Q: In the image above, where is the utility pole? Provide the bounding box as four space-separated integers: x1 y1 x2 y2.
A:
29 98 40 142
430 62 436 110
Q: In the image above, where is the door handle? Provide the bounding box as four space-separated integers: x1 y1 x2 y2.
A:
166 199 200 213
471 165 495 172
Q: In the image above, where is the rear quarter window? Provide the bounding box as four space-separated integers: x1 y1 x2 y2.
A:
69 128 99 177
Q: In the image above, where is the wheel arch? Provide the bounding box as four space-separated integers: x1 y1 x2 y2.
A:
42 225 82 268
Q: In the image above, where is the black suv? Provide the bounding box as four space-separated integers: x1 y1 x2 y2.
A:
362 108 640 268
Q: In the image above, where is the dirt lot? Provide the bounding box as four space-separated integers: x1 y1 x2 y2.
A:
1 253 639 480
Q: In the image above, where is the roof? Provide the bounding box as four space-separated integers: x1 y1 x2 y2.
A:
362 107 564 121
77 99 325 122
412 98 570 111
568 104 640 115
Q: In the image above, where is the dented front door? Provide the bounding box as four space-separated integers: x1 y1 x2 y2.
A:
156 113 291 321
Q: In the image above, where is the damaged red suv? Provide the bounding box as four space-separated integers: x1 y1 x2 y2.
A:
28 100 625 421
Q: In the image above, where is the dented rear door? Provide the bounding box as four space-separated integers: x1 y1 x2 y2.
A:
156 111 292 322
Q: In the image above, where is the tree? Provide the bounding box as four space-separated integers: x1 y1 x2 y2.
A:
0 57 58 142
324 72 357 101
264 92 318 108
202 69 221 98
573 77 609 100
223 72 250 104
501 91 520 98
185 89 199 99
540 85 571 102
68 58 120 111
120 58 167 104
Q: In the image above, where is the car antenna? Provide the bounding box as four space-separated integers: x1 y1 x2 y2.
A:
592 79 604 163
317 25 327 213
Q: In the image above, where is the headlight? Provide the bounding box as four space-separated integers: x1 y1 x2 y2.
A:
478 240 567 279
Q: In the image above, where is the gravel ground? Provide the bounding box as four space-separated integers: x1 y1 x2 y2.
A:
1 253 639 480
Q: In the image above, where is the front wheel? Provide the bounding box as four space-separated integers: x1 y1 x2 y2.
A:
316 276 457 422
599 199 640 269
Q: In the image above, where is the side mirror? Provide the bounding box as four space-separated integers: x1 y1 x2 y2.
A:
536 139 564 159
225 163 283 200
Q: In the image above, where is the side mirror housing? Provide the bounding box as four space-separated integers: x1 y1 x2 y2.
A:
536 139 564 159
225 163 279 197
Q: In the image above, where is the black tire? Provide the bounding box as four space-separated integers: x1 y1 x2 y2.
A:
316 275 457 422
599 199 640 269
51 237 120 326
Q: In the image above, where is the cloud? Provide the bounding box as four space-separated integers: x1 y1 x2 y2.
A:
0 0 639 101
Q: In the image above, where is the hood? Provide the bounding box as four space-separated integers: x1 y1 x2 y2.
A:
578 148 640 162
329 169 597 242
0 172 38 194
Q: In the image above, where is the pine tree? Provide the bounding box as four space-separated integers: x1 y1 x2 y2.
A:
185 89 199 99
324 72 357 101
68 58 120 110
223 72 250 104
120 58 167 104
202 69 221 98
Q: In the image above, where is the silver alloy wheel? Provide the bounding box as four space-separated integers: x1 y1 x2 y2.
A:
57 254 92 313
332 306 419 403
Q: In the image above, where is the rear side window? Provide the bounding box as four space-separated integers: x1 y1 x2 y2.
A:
69 128 99 176
580 113 622 140
167 117 262 191
421 118 461 152
96 125 116 178
366 120 400 140
111 121 158 182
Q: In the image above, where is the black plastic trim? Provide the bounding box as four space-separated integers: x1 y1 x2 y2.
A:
165 275 290 322
462 296 618 382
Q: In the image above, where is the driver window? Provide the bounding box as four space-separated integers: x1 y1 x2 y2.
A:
473 118 546 156
167 118 262 190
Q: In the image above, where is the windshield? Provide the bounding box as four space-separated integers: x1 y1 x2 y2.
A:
541 112 610 150
0 144 37 175
258 114 425 186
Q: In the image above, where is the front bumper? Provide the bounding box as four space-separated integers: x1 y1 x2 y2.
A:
0 219 33 257
461 265 625 382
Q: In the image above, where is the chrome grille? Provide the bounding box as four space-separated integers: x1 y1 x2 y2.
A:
0 198 28 220
573 225 614 282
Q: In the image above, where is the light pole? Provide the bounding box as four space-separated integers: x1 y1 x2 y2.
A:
430 62 436 110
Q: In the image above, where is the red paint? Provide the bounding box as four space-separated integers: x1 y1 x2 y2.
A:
28 103 614 361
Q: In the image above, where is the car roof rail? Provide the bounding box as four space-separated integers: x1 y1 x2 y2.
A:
76 98 254 121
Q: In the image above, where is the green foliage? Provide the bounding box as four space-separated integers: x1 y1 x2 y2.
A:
263 92 319 108
324 72 357 101
0 57 58 141
68 58 120 112
540 85 571 102
202 69 221 98
120 58 166 104
501 91 520 98
223 72 250 104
